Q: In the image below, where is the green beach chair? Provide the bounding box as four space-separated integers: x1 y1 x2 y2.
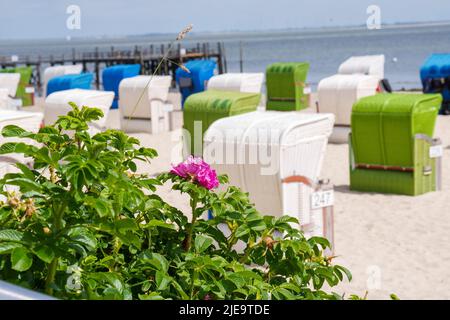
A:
266 62 310 111
349 93 442 196
0 67 33 106
183 90 261 156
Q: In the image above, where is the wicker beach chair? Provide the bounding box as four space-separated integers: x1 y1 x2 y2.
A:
318 74 379 143
119 75 173 134
42 65 83 97
0 110 44 176
45 89 114 135
350 93 443 196
338 54 385 80
204 111 335 248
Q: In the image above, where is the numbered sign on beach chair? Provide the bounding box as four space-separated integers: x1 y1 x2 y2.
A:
45 89 114 134
350 93 443 196
204 111 335 251
265 62 310 111
318 74 379 143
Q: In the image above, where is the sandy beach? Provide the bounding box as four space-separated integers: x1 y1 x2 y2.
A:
28 93 450 300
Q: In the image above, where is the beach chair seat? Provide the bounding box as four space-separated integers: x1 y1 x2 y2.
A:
102 64 141 109
45 89 114 134
175 60 217 106
0 67 33 106
265 62 310 111
183 90 260 156
350 93 442 196
42 65 83 97
318 74 379 143
420 54 450 114
46 73 93 97
204 111 335 250
119 75 172 134
206 73 264 94
338 54 385 80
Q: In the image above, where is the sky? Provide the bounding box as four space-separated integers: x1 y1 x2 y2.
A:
1 0 450 40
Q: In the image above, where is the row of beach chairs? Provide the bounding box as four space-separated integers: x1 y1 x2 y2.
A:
0 54 446 251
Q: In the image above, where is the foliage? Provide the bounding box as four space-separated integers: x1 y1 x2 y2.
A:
0 103 351 300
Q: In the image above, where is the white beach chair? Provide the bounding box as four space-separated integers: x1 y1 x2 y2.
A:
42 65 83 97
44 89 114 135
204 111 335 248
0 110 44 171
338 54 385 80
119 75 173 134
317 74 379 143
0 74 21 110
206 73 265 93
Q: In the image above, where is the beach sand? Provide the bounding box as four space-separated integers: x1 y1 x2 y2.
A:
30 94 450 300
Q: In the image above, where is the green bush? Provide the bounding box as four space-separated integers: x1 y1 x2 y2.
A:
0 104 351 300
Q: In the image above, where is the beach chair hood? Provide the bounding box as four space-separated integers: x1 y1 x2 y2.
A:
266 62 310 111
338 54 385 80
207 73 264 93
318 74 379 125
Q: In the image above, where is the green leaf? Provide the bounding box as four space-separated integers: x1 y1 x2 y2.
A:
139 292 164 300
195 234 214 253
0 242 23 254
68 227 97 251
155 271 171 290
0 229 24 242
235 225 250 238
2 125 34 138
11 247 33 271
145 220 176 230
0 142 32 155
34 245 55 264
140 251 169 272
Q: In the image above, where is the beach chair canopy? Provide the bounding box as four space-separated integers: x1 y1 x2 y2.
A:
45 89 114 131
265 62 310 111
43 65 83 96
102 64 141 109
351 93 441 168
206 73 264 93
204 111 334 216
46 73 93 97
175 60 217 105
0 109 44 164
338 54 385 80
0 67 33 106
0 73 21 97
119 75 171 119
183 90 260 156
318 74 379 125
420 54 450 101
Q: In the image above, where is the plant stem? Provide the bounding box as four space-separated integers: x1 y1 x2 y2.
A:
45 258 58 295
184 196 198 252
189 269 197 299
44 202 65 295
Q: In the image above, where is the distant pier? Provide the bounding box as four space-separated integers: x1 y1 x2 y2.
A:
0 41 227 95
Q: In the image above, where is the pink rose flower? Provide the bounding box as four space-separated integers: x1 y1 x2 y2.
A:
171 156 219 190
